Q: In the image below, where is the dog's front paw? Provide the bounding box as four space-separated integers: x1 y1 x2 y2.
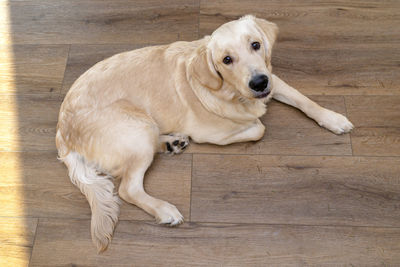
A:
155 201 184 226
160 133 189 154
317 109 354 134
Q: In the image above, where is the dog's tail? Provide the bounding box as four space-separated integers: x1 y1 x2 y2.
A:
61 151 120 252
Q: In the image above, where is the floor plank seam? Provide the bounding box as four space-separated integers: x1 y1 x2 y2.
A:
58 44 71 100
181 221 400 229
29 217 39 267
12 216 400 229
343 96 354 156
197 0 201 39
186 152 400 158
2 150 400 158
189 153 194 222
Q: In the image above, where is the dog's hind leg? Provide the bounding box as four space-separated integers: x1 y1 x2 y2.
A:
98 101 185 226
118 152 184 225
58 99 182 251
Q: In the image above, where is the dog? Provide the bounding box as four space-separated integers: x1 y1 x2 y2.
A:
56 15 353 252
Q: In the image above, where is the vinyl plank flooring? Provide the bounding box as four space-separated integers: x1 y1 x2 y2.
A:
272 46 400 96
199 0 400 47
1 0 199 45
346 96 400 156
199 0 400 96
0 218 38 267
351 127 400 156
2 0 399 264
346 96 400 128
187 96 352 156
0 151 191 221
0 45 69 96
30 218 400 266
0 94 61 151
191 154 400 226
61 44 144 95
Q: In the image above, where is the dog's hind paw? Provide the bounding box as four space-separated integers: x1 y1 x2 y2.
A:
155 201 184 226
159 133 189 154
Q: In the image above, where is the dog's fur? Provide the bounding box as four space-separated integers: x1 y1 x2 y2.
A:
56 15 353 252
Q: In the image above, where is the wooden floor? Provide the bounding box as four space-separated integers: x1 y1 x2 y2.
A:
1 0 400 266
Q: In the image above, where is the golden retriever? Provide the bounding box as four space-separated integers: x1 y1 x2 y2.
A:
56 15 353 252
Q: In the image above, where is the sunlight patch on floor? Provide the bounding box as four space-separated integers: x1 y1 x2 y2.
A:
0 2 31 266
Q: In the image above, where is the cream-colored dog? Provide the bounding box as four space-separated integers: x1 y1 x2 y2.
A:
56 15 353 252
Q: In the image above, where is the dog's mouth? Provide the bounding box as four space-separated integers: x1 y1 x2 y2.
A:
254 91 270 99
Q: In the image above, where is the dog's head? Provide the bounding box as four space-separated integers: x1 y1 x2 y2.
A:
189 15 278 100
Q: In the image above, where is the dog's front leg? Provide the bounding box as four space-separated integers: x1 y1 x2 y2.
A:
271 74 354 134
209 119 265 145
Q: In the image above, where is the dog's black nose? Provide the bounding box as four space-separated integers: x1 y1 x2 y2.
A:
249 74 269 92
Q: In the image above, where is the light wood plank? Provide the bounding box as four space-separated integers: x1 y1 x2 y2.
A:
31 218 400 266
200 0 400 95
1 0 199 45
0 218 38 267
187 97 352 156
0 45 69 96
61 44 143 95
191 154 400 226
0 151 191 221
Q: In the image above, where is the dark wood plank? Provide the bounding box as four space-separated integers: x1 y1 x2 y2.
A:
0 151 192 221
0 94 61 151
345 96 400 156
191 154 400 226
3 0 199 45
0 45 69 96
200 0 400 95
200 0 400 47
31 218 400 266
346 96 400 127
351 127 400 156
61 44 143 95
272 46 400 96
187 97 352 156
0 218 37 267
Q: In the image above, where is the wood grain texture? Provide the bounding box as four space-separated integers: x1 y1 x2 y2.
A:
199 0 400 95
199 0 400 47
191 154 400 226
272 45 400 96
0 94 61 151
0 151 191 221
346 96 400 127
351 127 400 156
0 218 37 267
1 0 399 265
0 45 69 96
187 97 352 156
1 0 199 45
345 96 400 156
61 44 143 95
30 218 400 266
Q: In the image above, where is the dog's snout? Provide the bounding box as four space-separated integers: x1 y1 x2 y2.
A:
249 74 269 92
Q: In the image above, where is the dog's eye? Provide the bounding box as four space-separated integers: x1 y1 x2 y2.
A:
251 42 261 50
223 56 232 65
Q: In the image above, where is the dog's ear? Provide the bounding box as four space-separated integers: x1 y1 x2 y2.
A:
188 43 222 91
252 17 278 63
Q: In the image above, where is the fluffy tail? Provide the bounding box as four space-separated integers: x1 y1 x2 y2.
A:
62 151 120 252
